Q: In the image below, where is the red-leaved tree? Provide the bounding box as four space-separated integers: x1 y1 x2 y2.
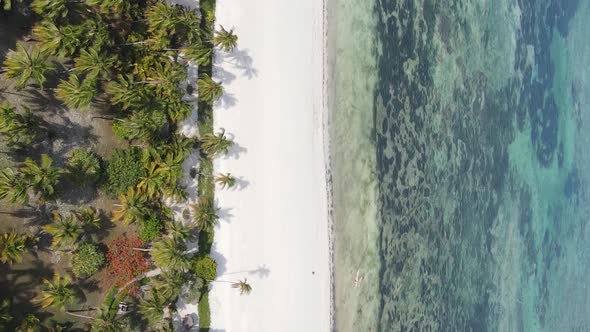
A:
103 234 149 293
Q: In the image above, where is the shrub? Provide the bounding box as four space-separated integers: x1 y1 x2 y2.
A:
105 148 146 195
138 216 162 242
71 243 105 278
192 255 217 281
104 234 149 293
66 148 101 185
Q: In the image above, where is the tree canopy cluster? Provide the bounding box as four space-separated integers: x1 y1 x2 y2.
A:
0 0 246 330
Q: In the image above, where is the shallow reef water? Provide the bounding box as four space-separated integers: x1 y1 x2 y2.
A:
331 0 590 331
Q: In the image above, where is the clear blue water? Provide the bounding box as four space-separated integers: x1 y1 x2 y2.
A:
330 0 590 330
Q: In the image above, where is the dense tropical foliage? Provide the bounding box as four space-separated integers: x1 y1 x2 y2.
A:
0 0 239 328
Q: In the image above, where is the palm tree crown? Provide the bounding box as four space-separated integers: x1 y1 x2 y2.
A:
0 102 40 148
73 47 116 79
138 289 167 326
56 74 97 110
20 154 62 203
200 128 234 156
215 173 236 189
197 74 223 103
0 168 29 204
43 212 82 249
190 197 219 231
214 25 238 52
2 42 54 90
231 278 252 296
112 187 149 224
34 273 75 310
150 237 190 272
0 229 29 264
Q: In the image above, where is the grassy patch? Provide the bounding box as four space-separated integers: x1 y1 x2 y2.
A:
198 290 211 331
196 0 217 329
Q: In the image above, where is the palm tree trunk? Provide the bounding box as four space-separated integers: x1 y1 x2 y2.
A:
66 310 95 320
131 247 153 252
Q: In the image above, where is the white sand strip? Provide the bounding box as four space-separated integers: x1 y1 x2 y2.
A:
210 0 331 330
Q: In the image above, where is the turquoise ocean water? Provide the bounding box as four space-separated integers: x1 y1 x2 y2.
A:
329 0 590 330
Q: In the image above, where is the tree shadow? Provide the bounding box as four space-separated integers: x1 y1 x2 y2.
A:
231 177 250 191
214 91 237 110
215 48 257 79
210 243 227 277
213 65 236 84
21 86 65 114
222 142 247 160
0 10 34 63
221 264 271 279
217 207 233 224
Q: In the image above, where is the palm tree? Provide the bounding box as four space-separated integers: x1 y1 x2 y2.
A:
73 47 116 80
112 187 149 224
19 154 62 203
166 221 193 241
2 42 53 89
231 278 252 295
190 197 219 231
0 299 12 327
138 289 166 325
114 110 166 142
32 21 84 57
56 74 97 109
33 273 75 310
0 230 29 264
88 286 126 332
66 148 101 185
154 271 185 301
214 25 238 52
74 207 101 229
150 237 190 272
0 168 29 205
106 75 147 110
0 102 41 148
145 2 178 34
215 173 236 189
31 0 71 21
197 74 223 103
137 162 165 198
180 44 212 66
55 74 96 108
43 212 82 249
200 128 234 156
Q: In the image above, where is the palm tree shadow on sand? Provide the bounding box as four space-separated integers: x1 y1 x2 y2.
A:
214 47 257 80
221 265 271 279
222 142 247 160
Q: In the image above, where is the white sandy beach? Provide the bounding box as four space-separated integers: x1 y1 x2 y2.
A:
208 0 331 331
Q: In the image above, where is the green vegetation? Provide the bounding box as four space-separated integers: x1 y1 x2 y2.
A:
105 148 145 195
2 42 53 89
197 291 211 330
33 273 75 310
193 255 217 280
66 148 102 185
43 212 83 249
71 243 105 278
138 215 162 242
0 229 30 264
0 102 41 148
215 173 236 189
0 0 240 328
